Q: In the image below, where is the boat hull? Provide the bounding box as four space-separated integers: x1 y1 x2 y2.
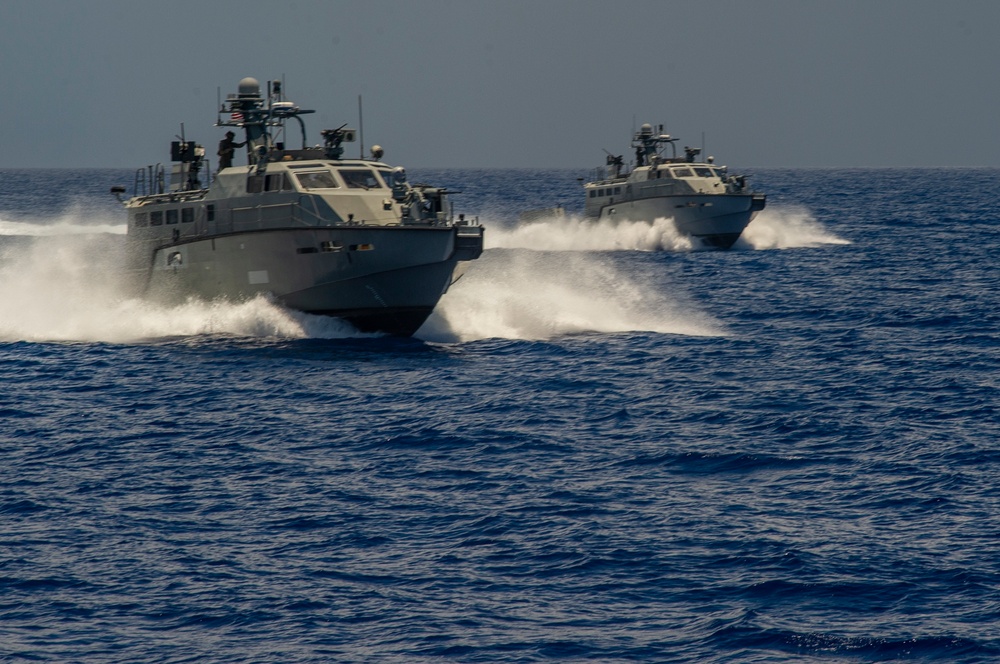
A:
129 225 480 336
595 193 763 250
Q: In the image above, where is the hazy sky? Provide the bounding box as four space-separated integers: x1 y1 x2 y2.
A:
1 0 998 169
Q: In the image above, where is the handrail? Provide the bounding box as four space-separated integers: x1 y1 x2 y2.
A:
132 164 167 197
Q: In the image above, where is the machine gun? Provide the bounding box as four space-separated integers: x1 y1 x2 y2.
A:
320 123 357 160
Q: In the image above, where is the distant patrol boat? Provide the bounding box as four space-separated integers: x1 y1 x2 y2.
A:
112 77 483 336
584 123 765 249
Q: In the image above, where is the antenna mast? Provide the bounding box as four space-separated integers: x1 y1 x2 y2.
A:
358 95 364 159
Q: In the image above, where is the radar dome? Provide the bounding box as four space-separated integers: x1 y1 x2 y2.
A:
238 77 260 97
640 123 653 135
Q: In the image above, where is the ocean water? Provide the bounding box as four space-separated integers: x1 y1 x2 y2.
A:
1 167 998 662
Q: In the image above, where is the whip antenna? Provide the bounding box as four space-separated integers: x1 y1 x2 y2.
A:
358 95 364 159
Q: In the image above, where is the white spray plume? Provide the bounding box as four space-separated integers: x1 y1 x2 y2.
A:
0 202 128 238
737 206 850 250
487 214 693 252
484 206 848 253
418 250 726 342
0 233 363 343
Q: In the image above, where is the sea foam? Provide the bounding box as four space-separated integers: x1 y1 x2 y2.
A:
0 232 362 343
418 250 725 342
484 206 848 253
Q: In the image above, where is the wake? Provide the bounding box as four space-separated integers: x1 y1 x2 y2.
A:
0 232 364 343
0 232 724 344
486 206 848 252
418 250 725 342
0 202 127 238
1 216 728 344
488 215 694 252
736 206 851 249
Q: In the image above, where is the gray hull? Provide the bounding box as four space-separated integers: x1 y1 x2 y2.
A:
134 225 475 336
596 193 763 250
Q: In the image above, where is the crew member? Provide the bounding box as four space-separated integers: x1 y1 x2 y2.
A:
217 131 245 170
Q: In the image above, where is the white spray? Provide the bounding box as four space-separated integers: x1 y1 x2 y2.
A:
737 206 851 250
417 250 725 343
9 203 846 344
484 207 848 253
0 230 364 343
487 214 694 252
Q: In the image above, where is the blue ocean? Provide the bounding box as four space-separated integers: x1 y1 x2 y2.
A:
1 167 998 662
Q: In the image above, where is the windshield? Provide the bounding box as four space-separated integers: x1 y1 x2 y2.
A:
294 171 338 190
339 169 382 189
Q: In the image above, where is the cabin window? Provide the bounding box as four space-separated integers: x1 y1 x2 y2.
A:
266 173 291 191
150 211 163 226
246 176 265 193
206 204 215 221
614 187 621 194
694 167 715 177
166 209 179 225
672 167 694 178
339 169 382 189
181 207 194 223
294 171 338 190
134 212 148 228
589 190 596 198
378 170 394 188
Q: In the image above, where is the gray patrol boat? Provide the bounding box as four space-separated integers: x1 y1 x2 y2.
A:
112 77 483 336
584 123 765 249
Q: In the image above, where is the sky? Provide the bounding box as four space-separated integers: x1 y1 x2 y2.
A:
0 0 998 169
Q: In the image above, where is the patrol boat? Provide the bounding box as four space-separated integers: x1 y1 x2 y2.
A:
112 77 483 336
584 123 765 249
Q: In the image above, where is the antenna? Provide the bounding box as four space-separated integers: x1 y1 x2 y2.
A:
358 95 364 159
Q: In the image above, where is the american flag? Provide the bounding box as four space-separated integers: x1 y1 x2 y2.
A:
230 111 244 122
